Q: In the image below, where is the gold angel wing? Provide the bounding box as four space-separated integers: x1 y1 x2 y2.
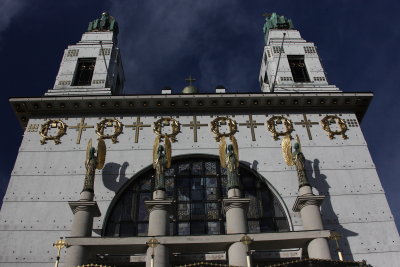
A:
165 135 172 168
153 136 160 168
96 138 106 169
295 134 302 153
86 138 93 162
219 136 227 168
230 136 239 167
282 134 295 166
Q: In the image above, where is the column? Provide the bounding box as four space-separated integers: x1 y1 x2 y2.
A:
145 190 173 267
223 188 250 267
65 191 101 267
293 185 332 259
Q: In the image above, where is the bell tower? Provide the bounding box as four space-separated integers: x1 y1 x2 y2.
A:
259 13 339 93
45 12 125 96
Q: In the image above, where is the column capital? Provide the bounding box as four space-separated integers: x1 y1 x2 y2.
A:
145 199 174 213
68 201 101 217
292 194 325 212
222 198 250 213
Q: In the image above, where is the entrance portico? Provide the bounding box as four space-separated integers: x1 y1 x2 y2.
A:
66 230 331 265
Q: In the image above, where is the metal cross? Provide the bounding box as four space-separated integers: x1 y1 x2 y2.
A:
294 114 319 140
185 75 196 85
53 237 68 267
125 116 151 143
182 116 208 142
239 115 264 141
69 118 94 144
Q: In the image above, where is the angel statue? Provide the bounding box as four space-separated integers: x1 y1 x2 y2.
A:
83 138 106 192
153 136 171 190
219 136 240 190
281 134 310 188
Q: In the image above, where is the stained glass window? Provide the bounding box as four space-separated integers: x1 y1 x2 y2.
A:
104 156 290 237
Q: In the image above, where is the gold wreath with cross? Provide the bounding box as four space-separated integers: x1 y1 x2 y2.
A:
153 117 181 143
210 117 238 142
266 115 293 140
39 119 67 145
320 115 348 140
95 118 123 144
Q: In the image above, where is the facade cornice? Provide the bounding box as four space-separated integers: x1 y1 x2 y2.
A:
9 92 373 129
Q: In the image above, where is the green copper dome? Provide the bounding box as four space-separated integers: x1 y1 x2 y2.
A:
182 85 198 94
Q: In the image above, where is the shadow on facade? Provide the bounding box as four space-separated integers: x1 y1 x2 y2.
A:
102 162 129 192
308 159 358 261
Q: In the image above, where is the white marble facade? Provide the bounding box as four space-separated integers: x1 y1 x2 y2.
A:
1 111 399 266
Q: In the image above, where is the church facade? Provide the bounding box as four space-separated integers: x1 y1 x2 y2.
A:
1 12 399 267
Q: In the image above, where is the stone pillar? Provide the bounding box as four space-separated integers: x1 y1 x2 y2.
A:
293 186 331 260
145 190 173 267
65 191 101 267
223 188 250 267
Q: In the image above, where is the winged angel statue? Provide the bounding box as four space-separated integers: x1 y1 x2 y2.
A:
219 136 240 190
281 134 310 188
83 138 106 192
153 135 171 190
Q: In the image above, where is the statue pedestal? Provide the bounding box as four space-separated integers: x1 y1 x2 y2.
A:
223 189 250 267
65 191 101 267
293 186 331 260
145 191 173 267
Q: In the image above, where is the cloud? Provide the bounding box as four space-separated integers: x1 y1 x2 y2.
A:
108 0 263 94
0 0 28 43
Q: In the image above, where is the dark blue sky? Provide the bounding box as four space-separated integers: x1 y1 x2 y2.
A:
1 0 399 229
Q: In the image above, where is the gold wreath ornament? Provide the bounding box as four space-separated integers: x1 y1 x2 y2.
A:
266 115 293 140
320 115 348 140
210 117 238 142
39 119 67 145
95 118 123 143
153 117 181 143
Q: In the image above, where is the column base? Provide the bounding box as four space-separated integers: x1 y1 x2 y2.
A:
228 242 248 267
64 245 90 267
146 244 170 267
308 237 332 260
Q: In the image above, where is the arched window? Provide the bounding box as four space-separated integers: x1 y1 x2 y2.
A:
103 155 290 237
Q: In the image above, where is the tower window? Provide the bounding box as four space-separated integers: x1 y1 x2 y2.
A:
72 58 96 86
287 55 310 82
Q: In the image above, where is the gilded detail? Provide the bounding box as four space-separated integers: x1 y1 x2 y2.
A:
266 115 293 140
95 118 123 143
153 117 181 143
281 134 310 188
39 119 67 145
210 117 238 142
320 115 348 140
